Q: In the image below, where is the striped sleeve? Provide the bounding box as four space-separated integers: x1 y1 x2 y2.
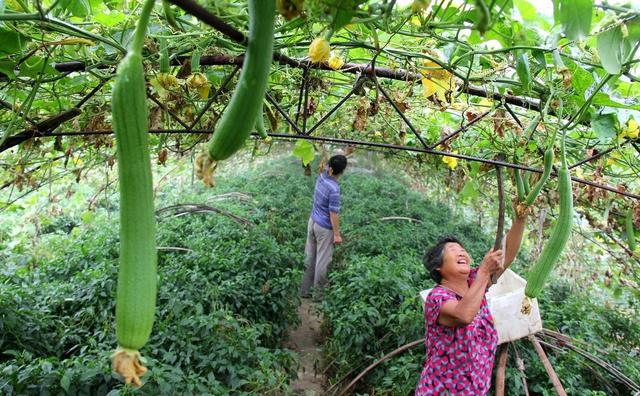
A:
328 186 340 213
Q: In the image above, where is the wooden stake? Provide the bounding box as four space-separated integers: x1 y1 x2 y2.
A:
495 343 508 396
529 335 567 396
513 341 530 396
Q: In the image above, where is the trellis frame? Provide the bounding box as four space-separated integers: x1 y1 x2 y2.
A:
1 0 639 203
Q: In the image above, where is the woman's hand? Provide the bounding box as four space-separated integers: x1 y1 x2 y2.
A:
478 249 503 277
440 248 504 327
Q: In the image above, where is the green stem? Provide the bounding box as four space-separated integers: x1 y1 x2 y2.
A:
149 32 206 38
564 74 612 130
16 0 30 12
162 0 181 31
492 0 512 23
0 99 21 149
394 28 470 39
0 13 126 53
275 17 305 33
130 0 156 55
348 15 382 24
452 46 552 66
45 0 63 14
596 3 639 14
159 38 169 73
560 124 567 162
622 41 640 67
541 89 554 116
429 23 469 29
427 0 450 25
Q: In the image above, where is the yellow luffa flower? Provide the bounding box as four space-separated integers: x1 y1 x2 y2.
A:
186 72 210 99
309 38 330 63
422 59 451 81
442 151 458 170
150 73 179 99
607 152 620 166
421 59 454 102
328 53 345 70
156 73 179 89
626 118 639 139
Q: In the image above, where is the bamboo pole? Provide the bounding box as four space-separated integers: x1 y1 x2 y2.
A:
495 344 508 396
513 342 531 396
529 335 567 396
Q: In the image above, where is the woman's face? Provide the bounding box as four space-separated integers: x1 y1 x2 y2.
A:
439 242 472 281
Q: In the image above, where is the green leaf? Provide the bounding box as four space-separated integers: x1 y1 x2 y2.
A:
468 162 480 177
516 51 531 90
627 18 640 41
81 211 93 224
89 0 105 9
58 0 91 18
591 113 618 142
460 180 479 202
531 49 547 71
597 26 631 75
592 92 640 110
0 60 15 79
514 0 536 20
19 56 57 78
292 140 315 166
554 0 592 40
473 0 492 35
60 371 72 392
570 65 594 99
613 287 622 298
332 0 367 32
617 81 640 98
515 0 551 30
433 5 462 23
551 49 565 70
0 28 27 54
333 8 354 32
94 9 126 27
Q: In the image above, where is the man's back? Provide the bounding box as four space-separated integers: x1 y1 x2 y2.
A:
311 171 340 230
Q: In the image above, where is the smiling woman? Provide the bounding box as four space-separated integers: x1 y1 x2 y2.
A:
416 236 501 395
416 204 528 395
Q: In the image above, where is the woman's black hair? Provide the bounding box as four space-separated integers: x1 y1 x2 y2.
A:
329 155 348 175
423 235 464 284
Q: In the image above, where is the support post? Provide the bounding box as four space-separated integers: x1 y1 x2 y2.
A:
529 335 567 396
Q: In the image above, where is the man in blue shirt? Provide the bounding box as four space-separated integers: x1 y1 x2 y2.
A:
301 155 348 300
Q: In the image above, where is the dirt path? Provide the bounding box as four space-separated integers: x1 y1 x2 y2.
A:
287 299 325 395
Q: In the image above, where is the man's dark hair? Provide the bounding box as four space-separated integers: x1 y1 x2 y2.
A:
423 235 464 284
329 155 348 175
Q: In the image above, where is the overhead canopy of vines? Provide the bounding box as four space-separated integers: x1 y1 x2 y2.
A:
0 0 639 232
